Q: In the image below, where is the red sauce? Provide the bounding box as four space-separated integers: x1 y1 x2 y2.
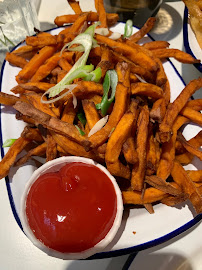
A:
26 162 117 253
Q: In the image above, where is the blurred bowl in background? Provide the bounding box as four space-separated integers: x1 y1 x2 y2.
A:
104 0 162 28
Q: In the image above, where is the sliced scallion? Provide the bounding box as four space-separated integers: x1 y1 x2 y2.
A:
96 70 118 116
2 138 17 148
123 20 133 38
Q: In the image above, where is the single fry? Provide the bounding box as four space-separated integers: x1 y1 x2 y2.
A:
15 142 47 166
68 0 82 14
187 170 202 183
180 107 202 126
0 136 31 179
129 17 156 43
131 105 149 191
153 48 200 64
159 78 202 142
5 52 28 68
82 100 100 129
105 111 135 179
131 82 163 99
16 46 56 83
171 161 202 214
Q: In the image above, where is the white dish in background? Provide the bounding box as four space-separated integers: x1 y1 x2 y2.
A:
183 7 202 72
0 23 202 259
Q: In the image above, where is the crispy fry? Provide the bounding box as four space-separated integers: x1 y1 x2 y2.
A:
106 111 135 179
187 170 202 183
157 116 189 180
19 82 55 92
143 40 170 50
61 100 77 124
13 101 90 148
54 12 119 27
58 58 72 72
131 105 149 191
185 99 202 111
150 98 166 123
96 0 107 28
96 34 158 72
85 62 130 150
177 132 202 161
5 52 28 68
16 46 56 83
159 78 202 142
171 161 202 214
97 46 114 79
30 53 62 82
51 132 102 162
15 142 47 166
46 134 57 161
82 100 100 129
122 187 168 205
129 17 156 43
0 92 21 106
131 82 163 99
68 0 82 14
26 34 57 47
153 48 200 64
180 107 202 126
0 136 31 179
145 175 181 195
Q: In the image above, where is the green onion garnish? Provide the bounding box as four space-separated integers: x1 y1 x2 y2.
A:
75 125 85 136
96 70 118 116
123 20 133 38
2 138 17 148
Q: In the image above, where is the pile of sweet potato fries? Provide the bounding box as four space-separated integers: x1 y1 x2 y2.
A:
1 0 202 215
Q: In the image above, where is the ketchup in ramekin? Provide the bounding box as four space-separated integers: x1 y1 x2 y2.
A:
21 157 123 260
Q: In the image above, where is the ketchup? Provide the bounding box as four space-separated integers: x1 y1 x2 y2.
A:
26 162 117 253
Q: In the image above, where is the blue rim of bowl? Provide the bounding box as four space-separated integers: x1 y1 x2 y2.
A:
183 7 202 73
0 25 201 260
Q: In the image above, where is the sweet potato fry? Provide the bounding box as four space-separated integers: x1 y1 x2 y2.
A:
105 111 135 179
85 62 130 150
187 170 202 183
97 46 114 79
21 126 43 142
96 0 107 28
153 48 200 64
22 92 57 117
177 132 202 161
19 82 55 92
143 41 170 50
145 175 181 195
180 107 202 126
82 100 100 129
51 132 102 162
30 53 62 82
122 187 168 205
16 46 56 83
15 142 47 166
185 99 202 111
171 161 202 214
161 193 189 207
46 134 57 161
96 34 158 72
131 82 163 99
13 101 90 148
0 92 21 106
54 12 119 27
131 105 149 191
159 78 202 142
157 116 189 180
58 58 72 72
61 100 77 124
150 98 166 123
26 34 57 47
0 136 31 179
129 17 156 43
68 0 82 14
5 52 28 68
